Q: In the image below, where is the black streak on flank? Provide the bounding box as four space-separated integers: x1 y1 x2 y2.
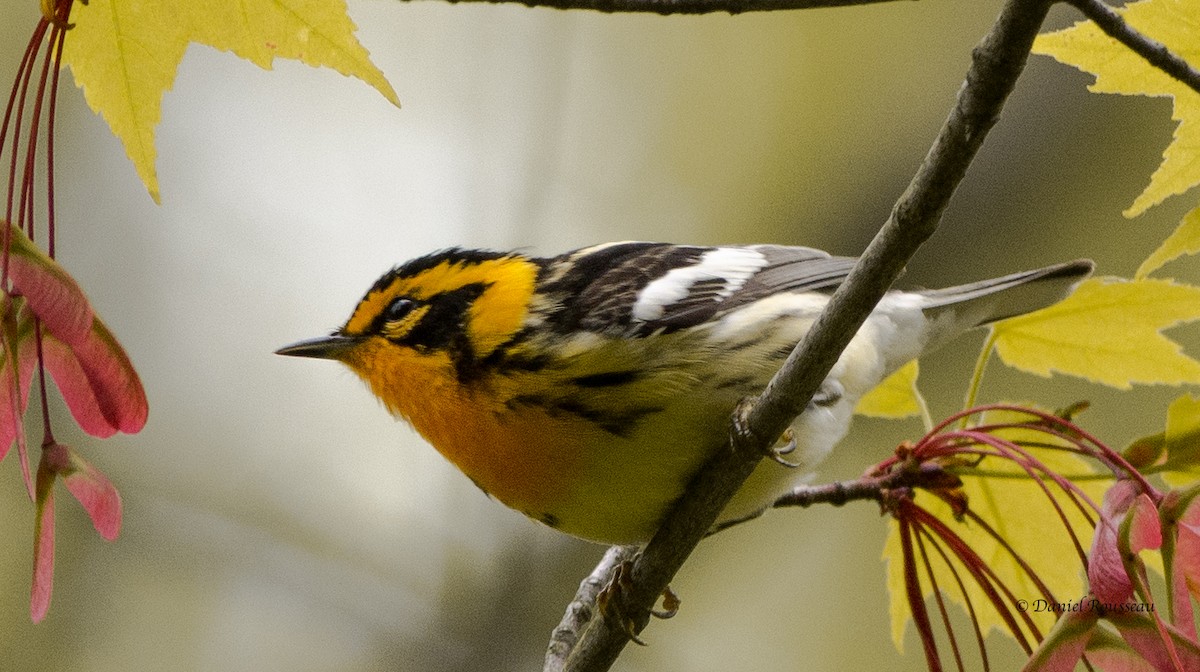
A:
773 343 800 360
555 401 665 437
713 375 757 391
503 395 664 438
571 370 640 388
554 400 615 432
503 394 557 411
481 331 552 374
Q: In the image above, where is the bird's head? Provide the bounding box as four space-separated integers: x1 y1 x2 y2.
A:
276 249 541 395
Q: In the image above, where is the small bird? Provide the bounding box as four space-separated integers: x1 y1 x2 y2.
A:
277 242 1092 545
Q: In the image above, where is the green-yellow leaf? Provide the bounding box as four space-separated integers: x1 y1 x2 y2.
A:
62 0 399 203
1161 393 1200 487
883 524 911 651
61 1 185 204
173 1 397 97
1033 0 1200 217
1138 205 1200 278
856 360 923 419
991 277 1200 389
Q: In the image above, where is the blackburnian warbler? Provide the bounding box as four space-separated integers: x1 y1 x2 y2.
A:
277 242 1092 544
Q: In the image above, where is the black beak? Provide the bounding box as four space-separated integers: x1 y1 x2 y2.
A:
275 334 360 360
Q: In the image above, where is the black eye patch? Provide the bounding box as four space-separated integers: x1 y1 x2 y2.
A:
402 283 488 352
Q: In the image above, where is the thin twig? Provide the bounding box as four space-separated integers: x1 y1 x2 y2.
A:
424 0 910 16
772 476 888 508
709 478 854 532
1067 0 1200 98
553 1 1055 669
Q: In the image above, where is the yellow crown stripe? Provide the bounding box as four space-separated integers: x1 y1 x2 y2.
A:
346 256 539 357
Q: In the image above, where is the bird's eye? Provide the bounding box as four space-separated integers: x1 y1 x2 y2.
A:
383 298 416 323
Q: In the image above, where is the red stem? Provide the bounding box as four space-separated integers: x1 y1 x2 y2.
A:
959 508 1064 608
944 436 1096 572
47 22 67 260
913 526 967 672
23 13 62 239
954 430 1103 523
900 515 944 672
916 524 992 672
4 21 46 228
936 405 1159 497
905 501 1040 652
6 21 48 229
32 320 52 444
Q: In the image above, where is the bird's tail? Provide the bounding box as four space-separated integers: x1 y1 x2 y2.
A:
919 259 1094 332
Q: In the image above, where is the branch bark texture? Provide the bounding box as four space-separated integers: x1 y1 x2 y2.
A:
426 0 908 15
554 0 1056 670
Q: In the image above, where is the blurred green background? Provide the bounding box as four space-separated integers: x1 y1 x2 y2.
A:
0 0 1196 670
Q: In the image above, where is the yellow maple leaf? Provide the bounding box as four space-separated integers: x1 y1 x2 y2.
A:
1138 204 1200 278
884 412 1107 652
855 359 924 419
61 0 399 203
990 277 1200 389
1159 393 1200 487
1033 0 1200 217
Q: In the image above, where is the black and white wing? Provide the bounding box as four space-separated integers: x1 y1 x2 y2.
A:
537 242 858 336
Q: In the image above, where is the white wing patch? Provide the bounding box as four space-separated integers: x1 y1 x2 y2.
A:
632 247 770 322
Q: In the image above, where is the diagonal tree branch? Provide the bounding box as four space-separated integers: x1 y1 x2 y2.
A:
544 545 639 672
421 0 909 15
1067 0 1200 98
554 0 1057 670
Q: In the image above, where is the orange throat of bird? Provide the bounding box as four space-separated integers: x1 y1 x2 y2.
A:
341 338 581 523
